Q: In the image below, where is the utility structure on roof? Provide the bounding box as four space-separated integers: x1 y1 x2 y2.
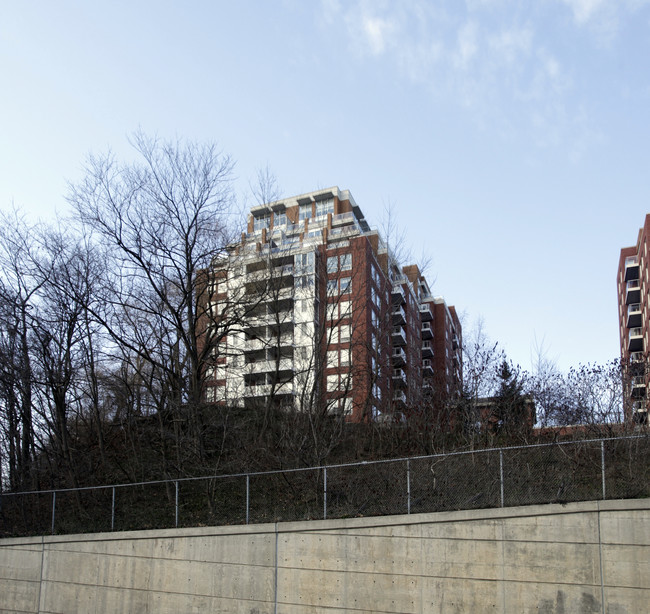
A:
202 187 462 422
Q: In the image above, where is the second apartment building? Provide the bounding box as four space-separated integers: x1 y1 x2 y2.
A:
617 213 650 423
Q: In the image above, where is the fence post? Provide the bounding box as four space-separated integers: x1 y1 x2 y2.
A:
246 474 250 525
499 450 505 508
51 491 56 535
323 467 327 520
175 481 179 528
111 487 115 531
407 459 411 515
601 440 606 500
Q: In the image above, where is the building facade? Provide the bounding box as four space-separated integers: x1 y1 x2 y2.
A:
617 214 650 423
203 187 462 422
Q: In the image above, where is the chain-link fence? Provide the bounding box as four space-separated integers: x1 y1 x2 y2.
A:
2 435 649 538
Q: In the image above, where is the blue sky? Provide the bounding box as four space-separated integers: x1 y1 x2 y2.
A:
1 0 650 372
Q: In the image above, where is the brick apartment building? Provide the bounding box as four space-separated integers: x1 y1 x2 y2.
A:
203 187 462 422
617 213 650 423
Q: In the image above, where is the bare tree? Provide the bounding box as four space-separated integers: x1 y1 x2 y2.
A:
68 131 237 473
0 210 45 490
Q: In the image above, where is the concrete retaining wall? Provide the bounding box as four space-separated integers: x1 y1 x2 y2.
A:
1 498 649 613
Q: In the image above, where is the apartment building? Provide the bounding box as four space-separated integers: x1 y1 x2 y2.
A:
617 214 650 423
204 187 462 423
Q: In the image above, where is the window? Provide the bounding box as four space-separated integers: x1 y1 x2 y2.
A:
340 277 351 293
327 256 338 273
327 350 338 368
274 212 287 226
327 374 339 392
374 287 383 309
327 279 338 295
341 374 353 390
371 309 379 328
339 324 350 342
340 253 352 270
340 348 351 366
299 204 312 221
315 197 334 217
296 252 314 274
371 264 381 286
253 213 270 231
373 383 381 400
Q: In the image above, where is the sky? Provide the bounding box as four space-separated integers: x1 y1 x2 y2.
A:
1 0 650 373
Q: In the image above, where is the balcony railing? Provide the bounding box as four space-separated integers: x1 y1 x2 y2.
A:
392 327 407 346
419 303 433 321
625 256 640 281
629 327 644 352
392 347 406 364
392 369 407 387
392 305 407 325
627 303 642 328
392 284 406 305
421 322 433 339
422 359 434 376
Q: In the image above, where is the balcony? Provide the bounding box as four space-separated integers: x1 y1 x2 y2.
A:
245 337 267 351
331 211 355 227
392 304 407 325
391 346 406 366
629 327 644 353
422 340 434 358
392 284 406 305
393 390 407 404
246 358 295 375
419 303 433 321
626 279 641 305
422 358 434 377
272 264 294 278
243 382 294 398
630 351 644 364
627 303 642 329
625 255 640 282
421 322 433 340
392 368 407 388
631 375 646 398
392 326 407 346
452 334 459 350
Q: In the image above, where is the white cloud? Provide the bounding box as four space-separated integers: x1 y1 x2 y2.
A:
454 21 479 70
558 0 650 43
561 0 609 24
361 15 395 55
488 26 533 65
317 0 640 154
